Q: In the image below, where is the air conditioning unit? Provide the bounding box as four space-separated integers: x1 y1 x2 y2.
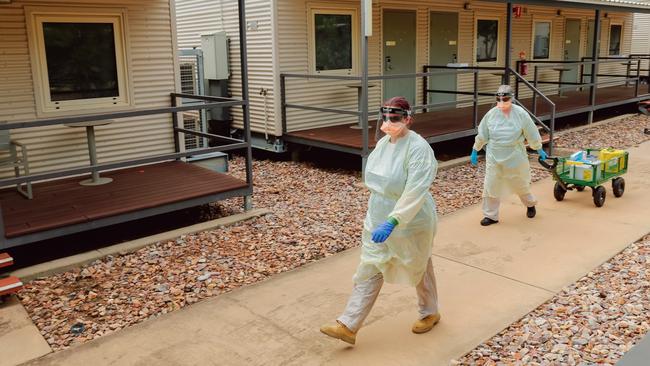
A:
180 62 197 95
183 114 203 150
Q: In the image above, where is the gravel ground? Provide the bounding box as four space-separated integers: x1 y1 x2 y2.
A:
456 234 650 366
16 114 650 352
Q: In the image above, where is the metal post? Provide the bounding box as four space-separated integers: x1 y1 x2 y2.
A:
634 59 641 98
549 107 555 156
625 57 631 87
238 0 253 211
280 75 287 134
423 66 428 113
196 49 208 148
171 94 180 156
579 62 585 91
0 203 6 250
588 9 601 124
360 0 369 171
473 70 479 129
85 126 100 182
532 66 539 116
514 61 520 99
504 2 513 84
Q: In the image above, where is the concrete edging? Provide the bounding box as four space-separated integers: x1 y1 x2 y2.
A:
11 208 271 282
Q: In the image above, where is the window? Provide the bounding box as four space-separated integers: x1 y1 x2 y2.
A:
533 21 551 59
476 19 499 63
309 8 358 74
609 24 622 55
27 8 130 114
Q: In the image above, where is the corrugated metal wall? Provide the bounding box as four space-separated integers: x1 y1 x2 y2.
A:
276 0 635 133
632 13 650 54
175 0 276 136
0 0 178 178
632 13 650 75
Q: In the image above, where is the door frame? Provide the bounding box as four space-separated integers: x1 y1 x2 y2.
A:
380 6 419 105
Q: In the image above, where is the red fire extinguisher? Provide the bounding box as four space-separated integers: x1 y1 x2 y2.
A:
519 51 528 76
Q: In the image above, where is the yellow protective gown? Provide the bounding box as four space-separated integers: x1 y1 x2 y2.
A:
472 104 543 198
354 130 438 286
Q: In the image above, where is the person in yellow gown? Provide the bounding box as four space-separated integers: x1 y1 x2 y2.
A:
320 96 440 345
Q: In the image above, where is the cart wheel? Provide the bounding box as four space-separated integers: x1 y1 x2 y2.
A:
554 182 567 201
593 186 606 207
612 177 625 198
576 186 585 192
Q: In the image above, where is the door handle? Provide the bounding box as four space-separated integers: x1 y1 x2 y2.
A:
385 56 392 71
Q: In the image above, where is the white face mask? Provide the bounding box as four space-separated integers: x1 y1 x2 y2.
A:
380 121 407 138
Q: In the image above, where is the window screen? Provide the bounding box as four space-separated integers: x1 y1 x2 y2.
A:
609 24 622 55
43 22 119 101
314 14 352 71
533 22 551 59
477 19 498 62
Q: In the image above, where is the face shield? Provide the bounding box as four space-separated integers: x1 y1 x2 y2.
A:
375 106 411 141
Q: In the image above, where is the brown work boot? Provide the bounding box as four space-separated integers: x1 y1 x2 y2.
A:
412 313 441 334
320 320 356 345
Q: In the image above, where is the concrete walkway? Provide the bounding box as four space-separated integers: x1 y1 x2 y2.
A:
22 141 650 366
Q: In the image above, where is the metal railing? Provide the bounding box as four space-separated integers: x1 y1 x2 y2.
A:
280 69 479 155
0 93 252 190
508 67 556 155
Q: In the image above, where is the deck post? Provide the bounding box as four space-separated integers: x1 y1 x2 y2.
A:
504 2 512 84
360 0 370 174
588 9 601 124
532 66 539 116
635 59 641 97
0 202 6 250
423 66 428 113
280 75 287 134
473 70 479 129
238 0 254 208
171 94 180 158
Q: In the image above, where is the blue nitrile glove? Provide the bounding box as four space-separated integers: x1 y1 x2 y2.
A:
537 149 548 161
470 149 479 166
371 218 397 243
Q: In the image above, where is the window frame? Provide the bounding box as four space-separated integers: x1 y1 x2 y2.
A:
475 16 501 65
26 7 132 116
308 6 359 75
531 20 552 60
608 22 623 56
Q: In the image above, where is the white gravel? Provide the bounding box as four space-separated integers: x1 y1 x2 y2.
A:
16 114 650 352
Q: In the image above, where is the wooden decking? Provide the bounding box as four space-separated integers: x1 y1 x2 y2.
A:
1 161 248 239
285 85 648 150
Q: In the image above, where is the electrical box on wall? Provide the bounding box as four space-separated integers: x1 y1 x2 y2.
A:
200 32 230 80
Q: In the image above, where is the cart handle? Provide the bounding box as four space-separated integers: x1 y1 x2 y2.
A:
538 156 558 170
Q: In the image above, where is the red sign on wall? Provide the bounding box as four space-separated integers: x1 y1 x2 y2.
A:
513 5 523 18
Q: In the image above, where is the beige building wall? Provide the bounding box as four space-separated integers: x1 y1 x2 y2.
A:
275 0 636 133
632 13 650 76
0 0 179 178
175 0 276 136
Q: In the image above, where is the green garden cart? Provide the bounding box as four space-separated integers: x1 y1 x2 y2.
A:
538 148 629 207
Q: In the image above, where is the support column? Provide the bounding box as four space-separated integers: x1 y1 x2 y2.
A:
588 9 601 124
361 0 370 174
504 2 513 84
238 0 254 210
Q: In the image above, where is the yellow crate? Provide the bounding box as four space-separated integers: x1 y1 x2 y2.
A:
598 148 626 173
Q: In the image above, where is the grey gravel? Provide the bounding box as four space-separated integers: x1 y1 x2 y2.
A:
17 113 650 352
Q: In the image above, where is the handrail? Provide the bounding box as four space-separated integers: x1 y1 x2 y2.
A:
280 68 479 136
0 93 251 187
508 67 556 155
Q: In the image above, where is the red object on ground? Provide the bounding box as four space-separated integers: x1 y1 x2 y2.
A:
0 276 23 296
0 252 14 269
